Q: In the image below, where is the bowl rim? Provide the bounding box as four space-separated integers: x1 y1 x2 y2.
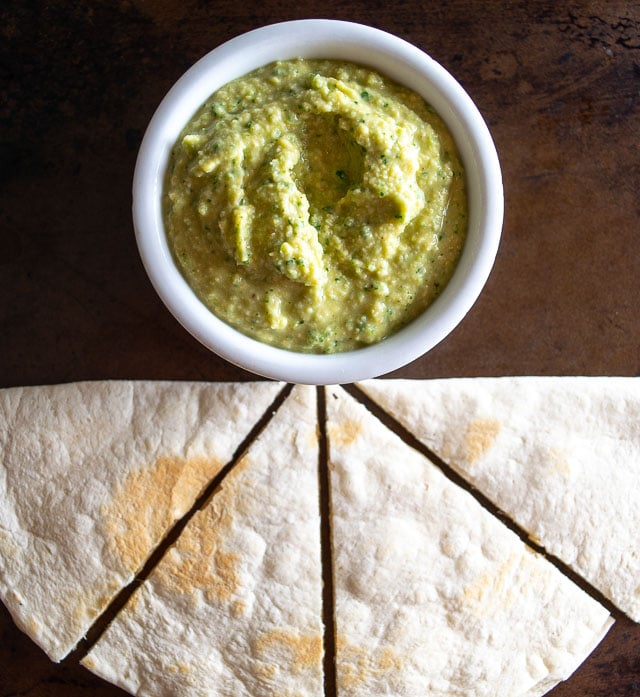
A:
133 19 503 385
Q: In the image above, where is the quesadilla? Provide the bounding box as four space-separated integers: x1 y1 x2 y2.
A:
326 385 613 697
82 384 324 697
0 380 283 661
357 376 640 622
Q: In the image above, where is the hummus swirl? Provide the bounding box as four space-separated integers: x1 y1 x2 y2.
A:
164 59 467 352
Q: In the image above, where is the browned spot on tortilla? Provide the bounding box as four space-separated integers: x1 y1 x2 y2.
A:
70 577 124 625
123 586 141 615
328 418 363 448
167 662 192 674
336 635 402 688
462 553 519 616
464 418 501 464
232 600 247 617
101 454 223 575
545 447 572 477
254 628 323 673
255 663 278 680
94 593 115 616
153 495 241 605
463 550 550 619
27 616 40 635
377 647 402 670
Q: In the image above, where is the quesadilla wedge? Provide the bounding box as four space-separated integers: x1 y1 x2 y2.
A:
82 384 324 697
0 380 283 661
326 385 613 697
357 376 640 622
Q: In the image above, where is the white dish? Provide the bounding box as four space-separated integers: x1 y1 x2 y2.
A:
133 19 503 384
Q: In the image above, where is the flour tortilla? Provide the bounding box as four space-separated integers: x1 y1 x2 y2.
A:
82 384 324 697
326 385 612 697
357 376 640 622
0 380 283 661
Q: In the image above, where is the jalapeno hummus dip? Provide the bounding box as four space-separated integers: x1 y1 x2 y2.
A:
164 59 467 353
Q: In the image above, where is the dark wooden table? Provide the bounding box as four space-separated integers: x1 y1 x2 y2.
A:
2 1 639 695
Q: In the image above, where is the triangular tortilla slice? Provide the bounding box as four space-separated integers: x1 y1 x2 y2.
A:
357 376 640 622
0 380 283 661
82 384 324 697
326 385 612 697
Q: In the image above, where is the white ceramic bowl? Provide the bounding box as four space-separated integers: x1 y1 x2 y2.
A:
133 19 503 385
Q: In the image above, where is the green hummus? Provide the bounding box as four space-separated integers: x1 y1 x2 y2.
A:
164 59 467 353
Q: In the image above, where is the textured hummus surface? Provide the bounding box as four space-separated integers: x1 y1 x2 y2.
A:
165 59 467 352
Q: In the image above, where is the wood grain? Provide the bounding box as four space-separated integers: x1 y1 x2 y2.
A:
1 1 639 694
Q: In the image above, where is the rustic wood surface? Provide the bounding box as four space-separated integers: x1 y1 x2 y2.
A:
1 1 639 695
